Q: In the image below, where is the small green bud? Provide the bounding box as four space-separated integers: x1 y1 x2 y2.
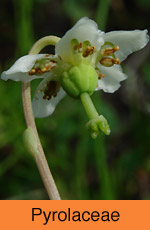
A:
86 115 111 139
23 127 39 157
60 63 98 98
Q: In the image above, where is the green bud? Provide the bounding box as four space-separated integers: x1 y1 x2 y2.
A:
23 127 39 157
60 63 98 98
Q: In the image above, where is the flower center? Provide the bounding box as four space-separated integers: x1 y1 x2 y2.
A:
43 80 60 100
71 39 96 58
29 56 57 76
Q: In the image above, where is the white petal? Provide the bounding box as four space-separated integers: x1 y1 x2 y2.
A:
55 17 104 63
96 64 127 93
32 76 66 118
102 30 149 62
1 54 51 82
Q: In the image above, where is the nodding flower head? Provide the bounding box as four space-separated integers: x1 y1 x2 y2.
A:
1 17 149 137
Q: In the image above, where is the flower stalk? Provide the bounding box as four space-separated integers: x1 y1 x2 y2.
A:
80 93 98 120
22 36 61 200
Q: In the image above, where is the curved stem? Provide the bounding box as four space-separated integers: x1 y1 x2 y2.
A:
29 36 60 54
22 36 61 200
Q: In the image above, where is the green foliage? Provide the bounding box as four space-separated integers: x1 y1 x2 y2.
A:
137 0 150 8
63 0 91 22
13 0 34 54
96 0 110 30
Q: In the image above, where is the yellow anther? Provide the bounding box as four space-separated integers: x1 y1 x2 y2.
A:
41 67 47 72
31 69 36 74
113 58 120 64
114 46 119 51
28 68 36 75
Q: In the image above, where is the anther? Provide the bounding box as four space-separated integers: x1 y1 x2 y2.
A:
98 73 105 80
100 73 105 78
113 58 120 64
114 46 119 51
100 57 113 67
41 67 47 72
86 46 91 51
31 69 36 74
83 46 96 57
100 57 120 67
43 81 60 100
28 68 36 75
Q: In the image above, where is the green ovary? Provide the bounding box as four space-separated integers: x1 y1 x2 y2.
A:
60 63 98 98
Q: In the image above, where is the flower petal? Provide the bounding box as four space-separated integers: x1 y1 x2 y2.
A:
55 17 104 63
102 30 149 62
1 54 51 82
32 75 66 118
96 64 127 93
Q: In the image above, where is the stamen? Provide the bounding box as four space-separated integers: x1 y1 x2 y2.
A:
97 72 105 80
71 39 96 58
83 45 96 57
43 81 60 100
101 46 120 56
100 57 120 67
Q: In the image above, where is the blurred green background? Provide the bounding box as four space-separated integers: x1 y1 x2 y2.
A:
0 0 150 200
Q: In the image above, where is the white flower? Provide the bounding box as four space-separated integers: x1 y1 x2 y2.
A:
1 17 149 118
